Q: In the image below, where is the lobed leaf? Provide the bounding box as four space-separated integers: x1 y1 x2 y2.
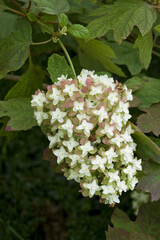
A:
137 103 160 136
125 76 160 108
78 39 125 77
0 19 32 79
32 0 70 15
108 41 144 75
0 98 37 131
134 31 153 69
5 65 45 100
107 201 160 239
88 0 157 44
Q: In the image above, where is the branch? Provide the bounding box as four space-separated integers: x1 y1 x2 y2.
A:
3 74 48 90
31 37 53 45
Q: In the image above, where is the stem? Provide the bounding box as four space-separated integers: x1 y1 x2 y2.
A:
7 8 26 17
31 37 53 45
154 44 160 49
8 226 25 240
58 39 77 79
152 50 160 58
27 0 31 12
3 74 48 90
11 0 23 11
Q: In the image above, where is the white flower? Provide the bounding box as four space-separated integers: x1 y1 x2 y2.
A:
123 112 132 124
61 119 74 137
92 155 107 171
83 179 100 197
34 111 48 125
68 154 80 166
53 146 68 163
93 106 108 123
101 123 114 138
101 185 115 195
128 177 138 190
48 134 61 148
108 171 120 183
63 137 79 152
123 165 136 180
79 141 94 157
48 88 65 105
107 91 119 105
50 108 67 123
104 147 118 164
105 194 120 204
57 74 67 81
121 131 133 143
68 169 80 182
116 101 129 113
110 134 124 147
90 85 103 95
73 101 84 112
79 163 91 177
120 145 134 163
63 84 78 96
133 158 142 171
31 92 48 108
98 75 115 89
123 86 133 101
77 113 90 121
116 180 128 193
110 113 123 131
76 120 93 137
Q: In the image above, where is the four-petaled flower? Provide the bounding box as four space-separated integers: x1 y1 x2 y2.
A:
76 120 93 137
53 146 68 163
48 87 65 105
92 155 107 171
73 101 84 112
61 119 74 137
79 141 94 157
83 180 101 197
50 108 67 123
63 137 79 152
93 106 108 123
63 84 78 96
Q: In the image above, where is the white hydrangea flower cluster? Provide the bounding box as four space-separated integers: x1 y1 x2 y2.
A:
31 69 142 206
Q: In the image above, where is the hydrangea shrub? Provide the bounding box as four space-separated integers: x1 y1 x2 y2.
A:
31 69 142 206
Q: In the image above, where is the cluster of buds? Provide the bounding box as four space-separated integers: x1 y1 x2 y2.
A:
31 69 142 206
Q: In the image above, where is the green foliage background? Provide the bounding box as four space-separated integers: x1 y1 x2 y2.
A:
0 0 160 239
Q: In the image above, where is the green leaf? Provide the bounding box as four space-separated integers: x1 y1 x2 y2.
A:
32 0 70 15
134 31 153 69
78 39 125 77
108 41 144 75
131 123 160 164
59 13 68 28
137 161 160 201
137 103 160 137
0 19 32 79
88 0 157 44
68 24 90 39
125 76 160 108
47 53 74 82
106 227 154 240
5 65 45 100
108 201 160 239
0 12 18 38
0 98 37 131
